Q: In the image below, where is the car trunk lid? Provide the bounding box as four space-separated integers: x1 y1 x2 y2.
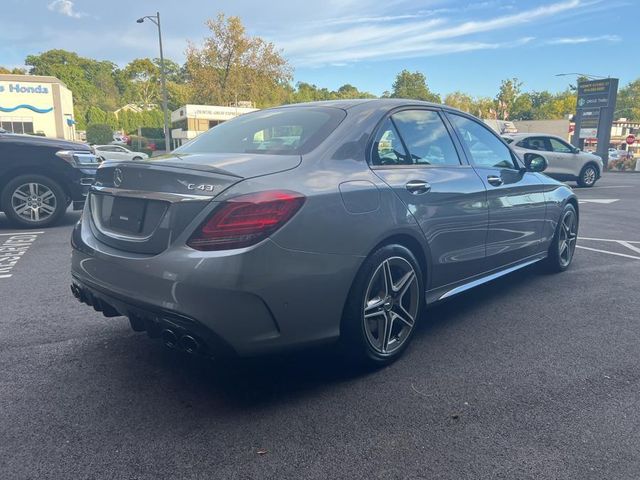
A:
88 153 301 254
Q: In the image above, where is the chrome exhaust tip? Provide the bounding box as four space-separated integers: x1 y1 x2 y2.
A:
161 329 179 349
180 335 200 354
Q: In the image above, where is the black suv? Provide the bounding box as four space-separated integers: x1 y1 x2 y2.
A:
0 128 98 228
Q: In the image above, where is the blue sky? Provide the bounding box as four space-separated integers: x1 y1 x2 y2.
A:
1 0 636 97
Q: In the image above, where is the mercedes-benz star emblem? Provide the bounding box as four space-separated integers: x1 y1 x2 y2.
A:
113 168 123 187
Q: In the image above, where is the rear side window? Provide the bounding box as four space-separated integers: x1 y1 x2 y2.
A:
449 114 517 169
391 110 461 166
371 119 410 166
517 137 550 151
175 107 346 156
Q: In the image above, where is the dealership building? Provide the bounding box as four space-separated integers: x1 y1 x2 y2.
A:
0 74 76 140
170 104 258 148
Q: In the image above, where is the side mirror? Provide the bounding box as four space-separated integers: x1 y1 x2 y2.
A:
524 153 548 172
573 147 580 154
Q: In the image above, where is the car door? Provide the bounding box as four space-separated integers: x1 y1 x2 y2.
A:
546 136 578 177
446 113 547 270
370 109 488 290
97 145 118 161
112 146 131 160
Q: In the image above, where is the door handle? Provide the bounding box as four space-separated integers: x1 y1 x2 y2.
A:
405 180 431 194
487 175 503 187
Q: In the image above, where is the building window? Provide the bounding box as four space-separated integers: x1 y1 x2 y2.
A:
1 117 34 135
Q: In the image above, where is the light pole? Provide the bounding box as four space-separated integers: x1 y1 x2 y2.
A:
137 12 171 153
555 72 608 80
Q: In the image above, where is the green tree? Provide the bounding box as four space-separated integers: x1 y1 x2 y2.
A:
391 70 441 103
86 106 107 125
186 13 292 107
511 93 533 120
25 49 121 117
496 77 523 120
471 97 497 119
617 79 640 121
444 91 473 112
123 58 160 107
86 124 113 144
0 66 26 74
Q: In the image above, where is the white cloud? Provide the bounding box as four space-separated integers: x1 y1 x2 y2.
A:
274 0 589 66
47 0 86 19
545 34 621 44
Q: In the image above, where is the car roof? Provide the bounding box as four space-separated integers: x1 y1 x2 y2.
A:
271 98 459 112
503 133 568 141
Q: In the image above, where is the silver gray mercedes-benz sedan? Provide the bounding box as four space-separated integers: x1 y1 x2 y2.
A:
71 99 578 366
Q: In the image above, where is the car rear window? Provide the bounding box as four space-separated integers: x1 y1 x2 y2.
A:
175 107 346 156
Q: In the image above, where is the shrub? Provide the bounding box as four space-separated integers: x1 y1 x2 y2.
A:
86 124 113 145
127 135 148 150
140 127 164 138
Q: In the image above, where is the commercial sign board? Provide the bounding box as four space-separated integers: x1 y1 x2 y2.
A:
572 78 618 164
578 107 600 139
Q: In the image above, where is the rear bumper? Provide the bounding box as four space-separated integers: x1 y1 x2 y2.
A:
70 218 364 357
71 278 237 357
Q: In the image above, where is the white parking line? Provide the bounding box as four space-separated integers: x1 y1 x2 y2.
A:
578 199 619 204
588 185 634 189
580 237 640 244
0 231 45 236
577 245 640 260
619 241 640 255
0 232 43 279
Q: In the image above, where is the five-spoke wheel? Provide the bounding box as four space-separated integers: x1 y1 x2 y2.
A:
363 257 419 355
342 244 424 367
558 208 577 268
544 203 578 272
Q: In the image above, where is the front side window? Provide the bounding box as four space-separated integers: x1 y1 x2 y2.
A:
174 107 346 156
391 110 461 166
549 137 573 153
449 114 516 169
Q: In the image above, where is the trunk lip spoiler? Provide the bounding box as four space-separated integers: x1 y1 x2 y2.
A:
91 186 214 203
101 159 244 178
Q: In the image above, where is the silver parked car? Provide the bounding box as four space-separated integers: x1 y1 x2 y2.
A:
93 144 149 162
71 100 578 366
504 133 603 187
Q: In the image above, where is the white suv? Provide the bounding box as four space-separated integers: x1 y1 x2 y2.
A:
504 134 603 187
93 145 149 162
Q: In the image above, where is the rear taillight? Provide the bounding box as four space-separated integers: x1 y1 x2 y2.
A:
187 190 305 251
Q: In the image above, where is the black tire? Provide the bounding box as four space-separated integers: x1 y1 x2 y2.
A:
341 244 424 367
132 156 142 161
577 164 598 187
0 174 67 228
543 203 578 273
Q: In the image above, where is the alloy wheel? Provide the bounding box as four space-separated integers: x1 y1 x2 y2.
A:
11 182 57 223
583 167 596 186
558 209 577 267
363 256 419 355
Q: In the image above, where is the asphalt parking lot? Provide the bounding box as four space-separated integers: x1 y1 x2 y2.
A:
1 173 639 480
